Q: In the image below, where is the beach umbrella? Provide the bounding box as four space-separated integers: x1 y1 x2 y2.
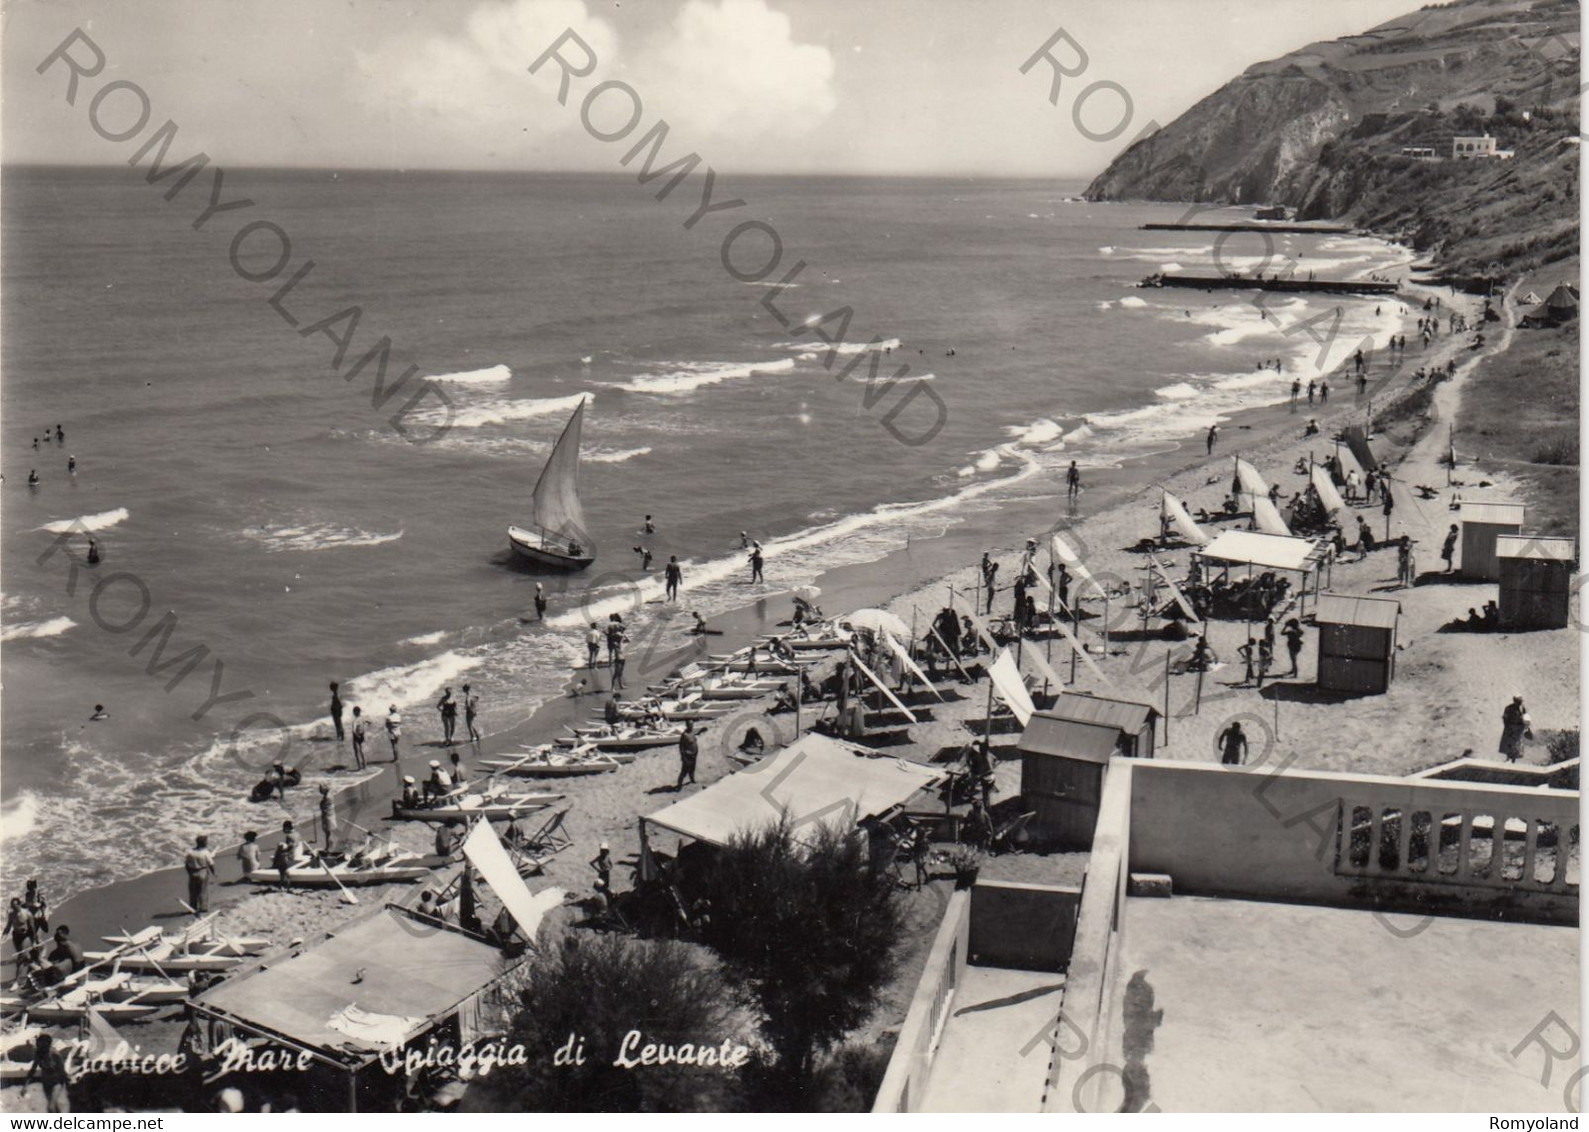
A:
791 585 822 602
841 608 909 640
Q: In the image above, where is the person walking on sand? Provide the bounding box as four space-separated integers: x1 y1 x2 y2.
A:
329 682 345 742
1066 461 1081 500
1217 721 1248 766
534 583 547 621
463 684 481 743
349 706 367 770
587 622 602 668
184 835 215 914
1499 695 1531 762
385 705 402 761
317 785 336 850
1206 424 1218 455
676 721 699 790
1441 524 1459 573
665 555 683 601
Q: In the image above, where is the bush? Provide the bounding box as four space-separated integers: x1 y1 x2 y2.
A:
1531 437 1579 466
702 817 904 1103
472 933 745 1112
1544 729 1579 766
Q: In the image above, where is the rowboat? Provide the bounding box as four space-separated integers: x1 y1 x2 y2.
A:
90 946 240 974
592 693 734 725
244 854 431 888
0 974 163 1023
102 928 268 957
391 787 564 823
553 724 685 751
104 977 188 1005
692 676 784 701
508 399 595 570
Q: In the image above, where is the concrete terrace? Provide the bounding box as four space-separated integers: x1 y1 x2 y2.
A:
915 966 1063 1113
1105 896 1578 1111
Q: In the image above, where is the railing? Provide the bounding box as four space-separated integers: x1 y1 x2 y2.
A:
871 889 970 1113
1336 795 1580 893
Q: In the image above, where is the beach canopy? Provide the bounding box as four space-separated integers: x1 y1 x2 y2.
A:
840 608 909 640
1049 531 1106 600
196 904 523 1067
642 733 942 847
1249 494 1291 536
1162 490 1210 545
1521 291 1544 306
462 820 563 944
1341 425 1379 473
1199 530 1321 573
1310 466 1346 514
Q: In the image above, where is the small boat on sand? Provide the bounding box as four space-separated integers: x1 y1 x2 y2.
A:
244 851 431 888
0 974 164 1023
483 745 629 777
553 724 685 751
391 786 564 822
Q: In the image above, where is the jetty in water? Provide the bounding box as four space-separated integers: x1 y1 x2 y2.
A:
1141 273 1398 295
1141 222 1355 234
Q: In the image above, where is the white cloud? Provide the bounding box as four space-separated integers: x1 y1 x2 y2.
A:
642 0 837 141
351 0 834 165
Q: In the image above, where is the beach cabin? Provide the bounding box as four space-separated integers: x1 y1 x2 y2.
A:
1459 500 1527 581
1016 715 1116 847
1044 691 1160 757
1314 593 1400 695
1497 536 1577 630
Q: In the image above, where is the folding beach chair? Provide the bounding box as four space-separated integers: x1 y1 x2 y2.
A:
514 808 573 856
991 811 1037 855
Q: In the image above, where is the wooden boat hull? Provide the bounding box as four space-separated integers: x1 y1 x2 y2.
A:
553 733 680 750
6 999 162 1023
105 980 188 1005
244 864 429 887
508 527 593 570
392 799 558 822
111 953 240 974
698 686 779 700
102 933 268 956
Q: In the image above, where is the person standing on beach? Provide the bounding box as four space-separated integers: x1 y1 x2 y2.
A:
676 721 699 790
1282 618 1304 676
1306 380 1315 405
1238 638 1257 686
437 687 458 745
1066 461 1081 500
1217 721 1248 766
750 543 765 583
24 1033 70 1113
6 899 37 966
1441 524 1459 572
1319 379 1329 405
665 555 683 601
1499 696 1531 762
350 707 367 769
981 553 999 614
1382 483 1395 537
463 684 481 743
317 786 336 850
386 706 402 761
329 682 345 742
534 583 547 621
184 835 216 914
237 831 260 880
23 881 48 934
587 622 603 668
1290 378 1301 409
272 823 299 887
1205 425 1218 455
610 634 627 691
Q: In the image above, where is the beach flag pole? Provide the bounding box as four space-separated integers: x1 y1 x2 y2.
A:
1163 650 1171 748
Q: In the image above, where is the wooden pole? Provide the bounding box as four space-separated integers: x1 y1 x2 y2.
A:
1069 603 1079 684
1163 649 1171 748
1194 666 1205 715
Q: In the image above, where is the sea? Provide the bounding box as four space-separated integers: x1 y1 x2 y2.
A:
0 166 1410 901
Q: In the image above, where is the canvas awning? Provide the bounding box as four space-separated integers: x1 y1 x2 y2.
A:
642 733 943 847
1199 530 1322 573
196 905 520 1067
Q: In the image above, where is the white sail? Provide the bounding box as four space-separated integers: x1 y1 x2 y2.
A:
1250 494 1291 536
530 399 589 544
1161 490 1211 545
1234 457 1270 497
1310 466 1346 515
1049 531 1106 600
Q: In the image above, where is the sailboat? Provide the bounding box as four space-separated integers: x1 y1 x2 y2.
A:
508 398 595 569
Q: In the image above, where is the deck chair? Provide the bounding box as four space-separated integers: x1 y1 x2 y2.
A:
991 811 1037 855
514 808 573 856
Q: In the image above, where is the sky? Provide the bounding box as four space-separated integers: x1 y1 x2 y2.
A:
4 0 1422 177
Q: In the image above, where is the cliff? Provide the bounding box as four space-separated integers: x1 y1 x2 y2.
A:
1085 0 1581 278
